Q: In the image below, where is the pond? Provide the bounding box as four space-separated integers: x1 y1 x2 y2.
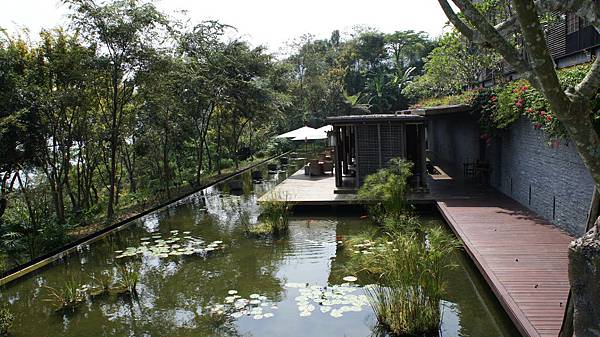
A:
0 159 520 337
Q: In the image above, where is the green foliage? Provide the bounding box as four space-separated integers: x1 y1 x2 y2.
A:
404 31 500 102
345 222 459 335
357 158 413 222
415 62 600 144
43 279 86 311
0 306 13 337
114 263 140 294
248 197 293 237
414 90 479 108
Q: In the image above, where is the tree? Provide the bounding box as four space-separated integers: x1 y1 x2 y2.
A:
64 0 168 220
436 1 600 335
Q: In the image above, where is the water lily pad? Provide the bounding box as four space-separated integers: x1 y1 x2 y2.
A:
249 299 261 305
320 306 332 313
253 314 263 320
228 290 238 295
249 294 260 299
263 312 274 318
231 312 243 319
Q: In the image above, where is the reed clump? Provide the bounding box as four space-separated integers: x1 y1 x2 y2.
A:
247 195 292 237
352 158 460 336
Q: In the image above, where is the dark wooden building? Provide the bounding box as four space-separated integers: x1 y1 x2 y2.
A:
327 114 427 192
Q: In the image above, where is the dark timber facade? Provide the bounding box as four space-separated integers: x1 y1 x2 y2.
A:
327 114 427 192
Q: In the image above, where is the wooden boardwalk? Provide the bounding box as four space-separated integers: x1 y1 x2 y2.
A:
437 194 573 337
259 169 356 205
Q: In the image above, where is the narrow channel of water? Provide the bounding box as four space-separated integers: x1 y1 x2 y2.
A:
0 159 520 336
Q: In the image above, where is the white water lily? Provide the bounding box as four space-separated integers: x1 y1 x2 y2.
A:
342 276 358 282
228 290 238 295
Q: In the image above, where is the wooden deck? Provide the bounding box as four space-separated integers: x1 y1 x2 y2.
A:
259 169 356 205
437 194 573 337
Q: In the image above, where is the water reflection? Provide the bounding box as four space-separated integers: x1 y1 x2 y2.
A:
1 161 518 337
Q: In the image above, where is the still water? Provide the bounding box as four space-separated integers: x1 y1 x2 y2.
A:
1 159 520 337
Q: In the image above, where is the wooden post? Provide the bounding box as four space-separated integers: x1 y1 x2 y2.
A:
354 125 360 187
377 124 382 168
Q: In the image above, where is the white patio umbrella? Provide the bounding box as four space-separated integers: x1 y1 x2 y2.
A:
291 127 329 156
275 126 317 139
316 125 333 133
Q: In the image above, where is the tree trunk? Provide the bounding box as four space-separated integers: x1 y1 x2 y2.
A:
568 217 600 337
216 112 222 175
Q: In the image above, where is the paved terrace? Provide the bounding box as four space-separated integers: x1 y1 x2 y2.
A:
259 166 574 337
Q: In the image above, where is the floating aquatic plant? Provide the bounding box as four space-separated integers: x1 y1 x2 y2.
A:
284 282 370 318
114 232 225 260
204 290 279 321
43 279 86 312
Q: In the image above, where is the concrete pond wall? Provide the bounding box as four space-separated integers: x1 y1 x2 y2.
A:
427 113 595 237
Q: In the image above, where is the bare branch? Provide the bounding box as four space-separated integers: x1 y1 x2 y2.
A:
436 0 475 41
575 54 600 99
495 16 520 37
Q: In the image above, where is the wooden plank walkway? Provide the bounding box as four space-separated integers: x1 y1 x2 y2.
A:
437 195 574 337
258 169 356 205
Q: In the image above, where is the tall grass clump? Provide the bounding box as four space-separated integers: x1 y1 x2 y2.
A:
42 278 86 311
113 263 140 295
347 227 459 336
351 159 461 336
357 158 413 223
247 194 292 236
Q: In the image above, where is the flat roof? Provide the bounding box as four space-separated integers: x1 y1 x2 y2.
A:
411 104 472 116
326 113 425 124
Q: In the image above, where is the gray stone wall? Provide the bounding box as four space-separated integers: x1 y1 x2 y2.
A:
427 113 594 236
489 117 595 236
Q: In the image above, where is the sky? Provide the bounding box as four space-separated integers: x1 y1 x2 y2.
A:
0 0 450 54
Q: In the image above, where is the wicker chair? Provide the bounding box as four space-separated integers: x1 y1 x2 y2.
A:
321 161 334 175
309 160 322 176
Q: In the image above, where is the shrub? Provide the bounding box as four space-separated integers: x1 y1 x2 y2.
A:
357 158 413 222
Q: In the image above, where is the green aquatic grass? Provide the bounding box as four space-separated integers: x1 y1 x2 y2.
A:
357 158 413 223
247 195 293 237
114 263 140 295
42 279 86 312
345 221 460 336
